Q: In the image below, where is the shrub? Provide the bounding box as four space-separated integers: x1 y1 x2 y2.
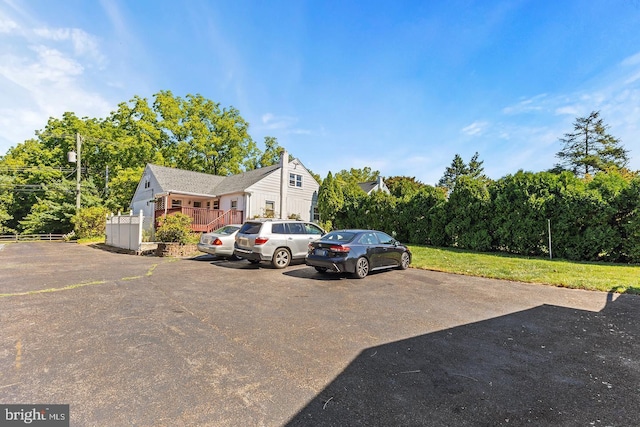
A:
73 206 110 239
156 213 193 243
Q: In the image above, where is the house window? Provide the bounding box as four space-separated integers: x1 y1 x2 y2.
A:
231 200 238 210
193 201 202 208
313 206 320 222
206 201 211 208
213 200 219 210
265 201 275 217
171 199 182 208
144 180 151 189
290 173 302 187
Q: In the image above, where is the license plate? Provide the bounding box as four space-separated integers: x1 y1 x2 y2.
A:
239 237 248 247
315 249 327 256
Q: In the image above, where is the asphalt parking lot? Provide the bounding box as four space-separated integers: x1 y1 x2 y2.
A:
1 242 639 426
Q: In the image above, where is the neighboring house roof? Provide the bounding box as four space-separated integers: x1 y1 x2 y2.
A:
358 176 390 195
358 181 379 194
147 163 281 197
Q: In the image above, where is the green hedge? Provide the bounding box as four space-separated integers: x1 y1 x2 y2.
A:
322 170 640 263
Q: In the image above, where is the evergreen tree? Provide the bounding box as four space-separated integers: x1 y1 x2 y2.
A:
438 152 486 192
555 111 629 176
317 172 343 227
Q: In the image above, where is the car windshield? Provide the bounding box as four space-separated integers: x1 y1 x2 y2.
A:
321 231 356 243
215 225 239 235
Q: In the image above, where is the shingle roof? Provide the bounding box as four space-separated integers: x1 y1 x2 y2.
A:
148 163 280 196
214 165 280 194
358 181 378 194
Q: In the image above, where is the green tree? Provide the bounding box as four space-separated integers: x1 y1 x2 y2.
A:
153 91 257 175
438 152 486 193
445 176 492 251
555 111 629 176
385 176 425 199
317 172 343 228
105 166 144 212
246 136 283 169
490 171 556 255
334 167 379 188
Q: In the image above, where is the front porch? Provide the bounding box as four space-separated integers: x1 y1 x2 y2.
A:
155 207 244 233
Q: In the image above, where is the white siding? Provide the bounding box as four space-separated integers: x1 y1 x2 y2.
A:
245 170 282 218
219 193 245 212
246 161 319 221
130 166 158 218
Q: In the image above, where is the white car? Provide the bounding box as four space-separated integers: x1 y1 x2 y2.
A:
197 224 242 259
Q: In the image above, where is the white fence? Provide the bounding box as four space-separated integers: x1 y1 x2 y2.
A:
105 210 154 252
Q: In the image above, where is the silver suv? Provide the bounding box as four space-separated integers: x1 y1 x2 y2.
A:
234 219 325 268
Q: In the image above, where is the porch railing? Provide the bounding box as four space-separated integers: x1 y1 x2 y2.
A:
154 207 244 232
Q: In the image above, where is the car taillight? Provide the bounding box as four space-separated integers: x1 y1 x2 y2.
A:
330 245 350 253
255 237 269 245
213 238 223 246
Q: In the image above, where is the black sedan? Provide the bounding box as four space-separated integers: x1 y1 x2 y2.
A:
305 229 411 279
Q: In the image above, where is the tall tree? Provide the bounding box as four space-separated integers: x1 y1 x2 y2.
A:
555 111 629 177
317 172 343 227
438 152 486 192
153 91 257 175
246 136 283 169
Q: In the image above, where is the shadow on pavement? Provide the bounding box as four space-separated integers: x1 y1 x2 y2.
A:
286 293 640 426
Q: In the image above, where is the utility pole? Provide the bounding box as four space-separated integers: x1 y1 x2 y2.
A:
75 133 82 212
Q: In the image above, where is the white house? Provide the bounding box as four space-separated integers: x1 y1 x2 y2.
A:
130 150 320 232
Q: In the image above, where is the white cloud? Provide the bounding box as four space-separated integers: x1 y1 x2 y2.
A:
33 27 104 63
260 113 311 135
0 17 18 33
502 94 548 115
0 6 114 155
621 51 640 66
461 121 489 136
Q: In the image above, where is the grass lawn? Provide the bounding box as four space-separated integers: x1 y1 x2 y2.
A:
408 245 640 295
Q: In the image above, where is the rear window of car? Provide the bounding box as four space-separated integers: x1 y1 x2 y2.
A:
215 225 239 235
322 231 356 242
239 222 262 234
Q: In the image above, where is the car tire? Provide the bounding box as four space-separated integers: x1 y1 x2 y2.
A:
272 248 291 269
314 266 328 273
353 257 369 279
399 252 410 270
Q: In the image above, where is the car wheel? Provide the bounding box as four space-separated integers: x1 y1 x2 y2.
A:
353 257 369 279
272 248 291 269
248 259 261 264
228 254 240 261
314 266 328 273
399 252 410 270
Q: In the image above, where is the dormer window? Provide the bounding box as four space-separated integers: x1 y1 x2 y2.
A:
290 173 302 188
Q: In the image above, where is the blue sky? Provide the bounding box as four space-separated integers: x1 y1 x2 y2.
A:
1 0 639 185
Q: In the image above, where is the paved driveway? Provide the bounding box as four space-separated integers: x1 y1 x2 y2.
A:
1 242 638 426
